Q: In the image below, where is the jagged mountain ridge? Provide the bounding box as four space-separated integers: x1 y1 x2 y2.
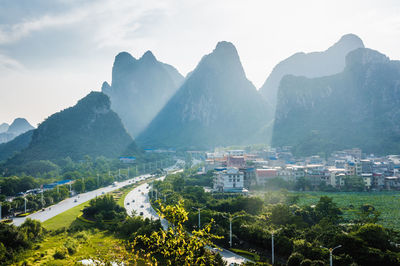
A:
272 47 400 155
259 34 364 108
102 50 184 137
137 41 273 149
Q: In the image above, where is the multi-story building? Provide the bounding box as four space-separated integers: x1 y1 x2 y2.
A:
227 156 246 168
239 167 256 189
213 167 245 193
256 168 277 185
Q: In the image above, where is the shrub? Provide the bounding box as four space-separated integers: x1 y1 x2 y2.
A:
300 259 313 266
287 252 304 266
64 238 78 255
75 231 88 241
53 247 68 259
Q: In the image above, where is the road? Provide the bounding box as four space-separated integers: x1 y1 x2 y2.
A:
12 174 152 226
124 173 249 265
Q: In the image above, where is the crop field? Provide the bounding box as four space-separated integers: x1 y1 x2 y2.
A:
294 191 400 230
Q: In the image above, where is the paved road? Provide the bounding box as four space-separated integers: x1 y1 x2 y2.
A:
124 173 249 265
12 174 151 226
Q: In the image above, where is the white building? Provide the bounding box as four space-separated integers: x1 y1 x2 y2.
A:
228 150 245 157
213 167 245 193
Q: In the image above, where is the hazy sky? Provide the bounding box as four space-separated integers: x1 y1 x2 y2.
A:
1 0 400 126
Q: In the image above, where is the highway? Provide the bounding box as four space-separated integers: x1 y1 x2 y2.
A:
124 172 249 265
12 173 151 226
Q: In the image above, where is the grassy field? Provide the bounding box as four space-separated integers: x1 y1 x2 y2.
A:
15 229 130 265
294 191 400 230
42 201 90 231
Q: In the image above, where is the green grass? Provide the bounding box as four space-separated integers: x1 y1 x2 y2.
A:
42 201 90 231
294 191 400 230
43 177 158 231
230 248 260 262
17 230 129 265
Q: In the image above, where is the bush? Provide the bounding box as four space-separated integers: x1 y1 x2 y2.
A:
53 247 68 259
64 238 78 255
75 231 88 241
19 218 45 241
287 252 304 266
300 259 313 266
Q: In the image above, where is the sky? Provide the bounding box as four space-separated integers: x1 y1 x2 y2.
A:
1 0 400 126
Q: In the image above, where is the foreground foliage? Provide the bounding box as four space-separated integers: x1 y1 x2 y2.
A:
134 200 225 265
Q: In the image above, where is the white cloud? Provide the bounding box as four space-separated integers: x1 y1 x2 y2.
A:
0 53 24 73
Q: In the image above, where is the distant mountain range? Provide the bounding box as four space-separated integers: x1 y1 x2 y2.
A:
259 34 364 109
136 41 273 149
272 47 400 156
2 33 399 161
102 50 183 137
3 92 139 165
0 118 34 144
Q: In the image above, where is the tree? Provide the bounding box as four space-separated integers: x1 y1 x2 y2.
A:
354 223 390 251
344 176 365 191
19 218 45 241
73 179 85 193
357 204 380 224
134 200 224 265
314 196 342 224
287 252 304 266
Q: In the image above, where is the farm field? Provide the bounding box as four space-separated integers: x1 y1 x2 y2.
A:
294 191 400 230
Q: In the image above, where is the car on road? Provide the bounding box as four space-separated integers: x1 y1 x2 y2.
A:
74 199 78 202
139 212 143 216
101 191 105 195
132 199 135 202
140 205 144 208
127 202 130 205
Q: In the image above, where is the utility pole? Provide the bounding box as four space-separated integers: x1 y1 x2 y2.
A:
192 206 205 229
24 197 27 213
223 214 243 248
272 232 275 264
321 245 342 266
270 228 282 265
41 189 44 208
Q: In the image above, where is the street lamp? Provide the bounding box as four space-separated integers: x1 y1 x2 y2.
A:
271 228 282 265
321 245 342 266
222 214 243 248
192 206 205 229
24 197 27 213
